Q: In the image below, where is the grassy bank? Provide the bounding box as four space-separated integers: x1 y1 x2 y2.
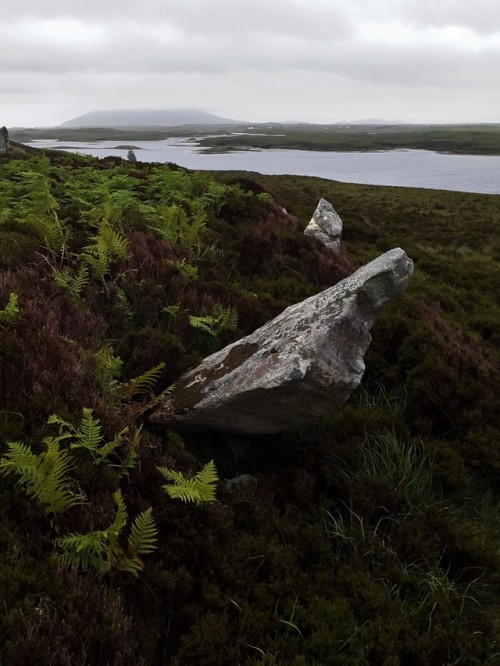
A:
0 146 499 664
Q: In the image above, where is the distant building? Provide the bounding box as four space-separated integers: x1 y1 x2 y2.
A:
0 126 9 152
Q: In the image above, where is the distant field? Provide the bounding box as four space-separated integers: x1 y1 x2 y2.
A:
11 123 500 155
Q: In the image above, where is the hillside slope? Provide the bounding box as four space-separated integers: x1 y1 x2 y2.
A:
0 147 498 664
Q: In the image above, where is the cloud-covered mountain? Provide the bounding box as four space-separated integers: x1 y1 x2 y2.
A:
345 118 403 125
60 110 245 128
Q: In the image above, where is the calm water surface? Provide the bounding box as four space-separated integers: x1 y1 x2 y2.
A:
27 138 500 195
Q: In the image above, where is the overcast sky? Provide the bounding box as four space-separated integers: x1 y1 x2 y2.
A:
2 0 499 127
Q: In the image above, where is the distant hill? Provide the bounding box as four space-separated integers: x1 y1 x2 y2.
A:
337 118 403 125
60 110 245 128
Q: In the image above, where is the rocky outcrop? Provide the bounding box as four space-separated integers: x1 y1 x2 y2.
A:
150 248 413 434
304 198 342 254
0 127 9 153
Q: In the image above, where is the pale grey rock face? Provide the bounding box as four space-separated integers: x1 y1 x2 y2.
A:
150 248 413 434
304 198 342 254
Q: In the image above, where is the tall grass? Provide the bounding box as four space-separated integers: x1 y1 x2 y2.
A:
360 431 434 512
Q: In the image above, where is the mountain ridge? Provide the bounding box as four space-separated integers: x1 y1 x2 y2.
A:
60 109 246 128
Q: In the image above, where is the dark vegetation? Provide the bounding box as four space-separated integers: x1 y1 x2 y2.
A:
0 145 499 664
12 123 500 155
198 124 500 155
11 127 203 142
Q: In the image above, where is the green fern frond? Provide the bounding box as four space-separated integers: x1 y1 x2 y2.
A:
55 531 109 574
118 429 140 476
189 314 218 337
162 304 181 318
95 428 127 465
72 262 90 293
0 438 85 515
114 554 144 576
107 490 128 541
118 362 165 400
53 263 89 303
17 171 71 253
83 222 129 280
19 171 59 217
194 460 219 486
69 408 125 466
168 258 198 282
158 467 187 485
72 407 103 452
194 460 218 503
23 212 70 254
213 304 239 333
46 413 75 437
53 268 73 291
98 225 130 260
108 491 157 576
0 292 21 325
184 199 207 254
150 169 191 205
201 181 228 214
83 236 109 280
36 438 85 514
161 303 181 333
0 441 39 484
162 480 204 504
156 383 176 399
189 306 238 348
94 345 123 396
148 203 188 244
55 490 156 577
130 383 175 418
128 507 158 555
158 460 218 505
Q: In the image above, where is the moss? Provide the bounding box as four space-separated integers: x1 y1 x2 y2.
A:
168 342 259 413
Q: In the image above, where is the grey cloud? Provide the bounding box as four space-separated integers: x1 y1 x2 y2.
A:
397 0 500 35
2 0 499 126
3 0 354 39
349 0 500 36
3 14 497 83
4 0 500 39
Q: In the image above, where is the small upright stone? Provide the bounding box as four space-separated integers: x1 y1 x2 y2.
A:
0 127 9 153
304 198 342 254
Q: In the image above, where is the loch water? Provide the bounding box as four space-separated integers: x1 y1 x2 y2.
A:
27 138 500 195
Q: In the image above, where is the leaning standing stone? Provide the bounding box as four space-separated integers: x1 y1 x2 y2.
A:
150 248 413 434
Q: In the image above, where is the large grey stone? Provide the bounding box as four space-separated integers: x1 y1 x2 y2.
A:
150 248 413 434
304 198 342 254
